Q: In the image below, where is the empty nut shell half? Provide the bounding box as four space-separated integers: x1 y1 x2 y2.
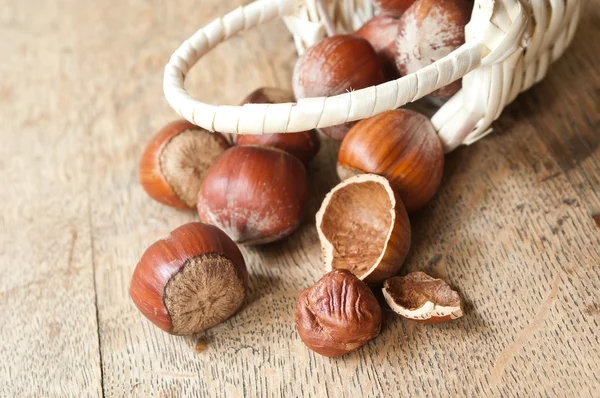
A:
139 120 230 209
383 272 463 323
316 174 411 285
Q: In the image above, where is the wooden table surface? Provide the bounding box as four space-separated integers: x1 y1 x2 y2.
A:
2 0 599 396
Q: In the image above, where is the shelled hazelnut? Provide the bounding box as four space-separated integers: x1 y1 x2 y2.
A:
396 0 473 98
383 272 463 323
197 145 307 244
292 34 385 140
139 120 230 209
356 15 403 80
130 222 248 335
236 87 320 164
316 174 411 285
295 269 382 357
337 109 444 213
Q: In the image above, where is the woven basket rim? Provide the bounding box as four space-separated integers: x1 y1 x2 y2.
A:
162 0 582 152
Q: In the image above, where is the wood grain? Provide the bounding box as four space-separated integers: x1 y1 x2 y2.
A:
0 1 103 396
1 0 599 396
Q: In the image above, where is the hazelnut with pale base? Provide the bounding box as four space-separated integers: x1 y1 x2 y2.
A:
129 222 248 335
139 120 230 209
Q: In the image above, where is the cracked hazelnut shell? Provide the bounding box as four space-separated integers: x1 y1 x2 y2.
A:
337 109 444 213
292 34 385 140
316 174 411 285
129 222 248 335
396 0 472 98
236 87 320 164
295 269 382 357
139 120 230 209
383 272 463 323
197 145 308 244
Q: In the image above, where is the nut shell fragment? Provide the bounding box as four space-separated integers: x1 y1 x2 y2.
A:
383 272 463 323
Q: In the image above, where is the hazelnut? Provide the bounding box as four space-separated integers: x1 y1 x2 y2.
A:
373 0 417 16
316 174 411 285
356 16 403 80
295 269 382 357
139 120 230 209
337 109 444 213
236 87 320 164
396 0 472 98
129 222 248 335
383 272 463 323
197 145 308 244
292 34 385 140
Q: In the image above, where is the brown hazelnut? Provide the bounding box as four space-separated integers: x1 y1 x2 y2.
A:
197 145 308 244
316 174 411 285
292 34 385 140
139 120 230 209
396 0 472 98
236 87 320 164
129 222 248 335
337 109 444 213
295 269 382 357
373 0 417 16
383 272 463 323
356 16 403 80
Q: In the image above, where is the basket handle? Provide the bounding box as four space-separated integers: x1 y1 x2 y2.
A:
163 0 485 136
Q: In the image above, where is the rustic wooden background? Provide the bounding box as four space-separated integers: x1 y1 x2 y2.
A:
1 0 599 396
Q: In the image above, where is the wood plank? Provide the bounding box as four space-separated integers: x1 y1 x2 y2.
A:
80 0 600 396
518 14 600 216
0 1 103 396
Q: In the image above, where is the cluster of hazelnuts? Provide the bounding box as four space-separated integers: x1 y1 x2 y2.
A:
130 0 470 357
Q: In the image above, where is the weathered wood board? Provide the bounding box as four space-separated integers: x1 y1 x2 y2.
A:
1 0 599 396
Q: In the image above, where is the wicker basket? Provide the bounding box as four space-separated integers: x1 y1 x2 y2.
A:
163 0 582 152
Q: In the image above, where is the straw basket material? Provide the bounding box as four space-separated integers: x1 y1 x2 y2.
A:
163 0 582 152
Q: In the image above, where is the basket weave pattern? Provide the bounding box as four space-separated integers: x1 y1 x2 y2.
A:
163 0 582 152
